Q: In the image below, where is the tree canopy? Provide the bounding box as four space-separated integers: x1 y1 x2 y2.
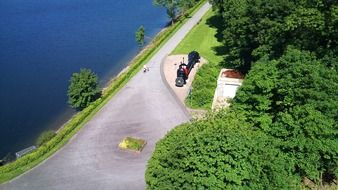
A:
146 111 300 189
146 48 338 189
135 25 145 47
232 48 338 182
67 68 100 110
210 0 338 73
153 0 201 24
146 0 337 189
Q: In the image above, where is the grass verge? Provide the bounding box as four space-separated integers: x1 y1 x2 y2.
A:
118 137 146 152
0 0 207 184
172 10 226 109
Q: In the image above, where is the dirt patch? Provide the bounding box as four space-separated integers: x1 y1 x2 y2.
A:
222 70 244 79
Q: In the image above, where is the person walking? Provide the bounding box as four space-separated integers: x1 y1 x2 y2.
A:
143 64 149 73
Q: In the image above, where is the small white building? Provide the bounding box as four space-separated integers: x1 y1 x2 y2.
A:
212 69 243 110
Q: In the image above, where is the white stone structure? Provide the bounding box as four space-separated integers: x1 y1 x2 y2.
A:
212 69 243 109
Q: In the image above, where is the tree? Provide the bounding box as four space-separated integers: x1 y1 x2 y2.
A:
178 0 194 17
210 0 338 73
135 25 145 47
153 0 179 24
232 48 338 184
146 49 338 189
146 112 299 189
67 68 100 110
147 1 338 187
153 0 200 25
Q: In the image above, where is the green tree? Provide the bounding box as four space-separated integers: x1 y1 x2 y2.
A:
67 68 100 110
146 49 338 189
153 0 178 24
135 25 145 47
147 1 338 188
153 0 200 24
178 0 195 17
210 0 337 72
232 48 338 184
146 112 299 189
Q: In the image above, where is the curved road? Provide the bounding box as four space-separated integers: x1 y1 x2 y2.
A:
2 3 211 190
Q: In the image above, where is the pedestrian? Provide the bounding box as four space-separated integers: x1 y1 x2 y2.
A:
143 65 149 73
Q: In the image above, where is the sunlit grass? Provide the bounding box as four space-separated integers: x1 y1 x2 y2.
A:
172 10 224 109
119 137 146 152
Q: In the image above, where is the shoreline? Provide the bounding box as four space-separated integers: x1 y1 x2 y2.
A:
4 26 171 158
0 1 170 160
0 0 208 184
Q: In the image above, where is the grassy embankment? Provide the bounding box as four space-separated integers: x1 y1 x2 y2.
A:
0 0 207 184
172 10 227 109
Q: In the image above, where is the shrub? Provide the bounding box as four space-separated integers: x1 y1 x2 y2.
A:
36 130 56 147
185 63 219 109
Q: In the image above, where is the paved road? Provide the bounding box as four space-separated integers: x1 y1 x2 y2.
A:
1 3 211 190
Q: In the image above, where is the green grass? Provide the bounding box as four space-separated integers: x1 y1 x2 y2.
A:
0 1 207 184
119 137 146 152
172 10 225 109
36 130 56 147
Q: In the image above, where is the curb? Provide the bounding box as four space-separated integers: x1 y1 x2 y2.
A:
160 55 192 120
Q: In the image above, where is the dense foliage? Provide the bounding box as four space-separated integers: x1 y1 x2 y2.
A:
147 48 338 189
147 0 338 188
210 0 338 73
146 111 300 189
67 68 100 110
232 48 338 183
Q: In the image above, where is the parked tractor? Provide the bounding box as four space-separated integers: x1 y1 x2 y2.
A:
175 51 200 87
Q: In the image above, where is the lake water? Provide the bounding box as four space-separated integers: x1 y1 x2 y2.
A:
0 0 168 158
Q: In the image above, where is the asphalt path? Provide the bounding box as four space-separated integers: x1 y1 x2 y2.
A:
1 3 211 190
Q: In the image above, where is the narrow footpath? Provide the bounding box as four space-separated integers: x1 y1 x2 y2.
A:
1 3 211 190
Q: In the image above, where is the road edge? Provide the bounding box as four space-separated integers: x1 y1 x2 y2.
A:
160 55 192 120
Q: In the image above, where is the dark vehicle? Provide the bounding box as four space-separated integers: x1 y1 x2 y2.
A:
176 65 186 87
175 51 200 87
188 51 200 65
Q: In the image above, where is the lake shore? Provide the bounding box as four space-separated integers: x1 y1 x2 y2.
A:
0 1 208 184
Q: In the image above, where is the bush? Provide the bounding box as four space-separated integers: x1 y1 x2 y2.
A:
146 112 300 189
185 63 220 109
36 130 56 147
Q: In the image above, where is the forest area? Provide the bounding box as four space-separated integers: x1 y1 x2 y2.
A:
146 0 338 189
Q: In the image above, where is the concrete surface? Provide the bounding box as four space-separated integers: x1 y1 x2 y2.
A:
1 2 211 190
162 55 207 103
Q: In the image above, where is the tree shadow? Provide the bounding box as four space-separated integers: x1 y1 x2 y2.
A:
205 14 237 69
206 14 225 43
